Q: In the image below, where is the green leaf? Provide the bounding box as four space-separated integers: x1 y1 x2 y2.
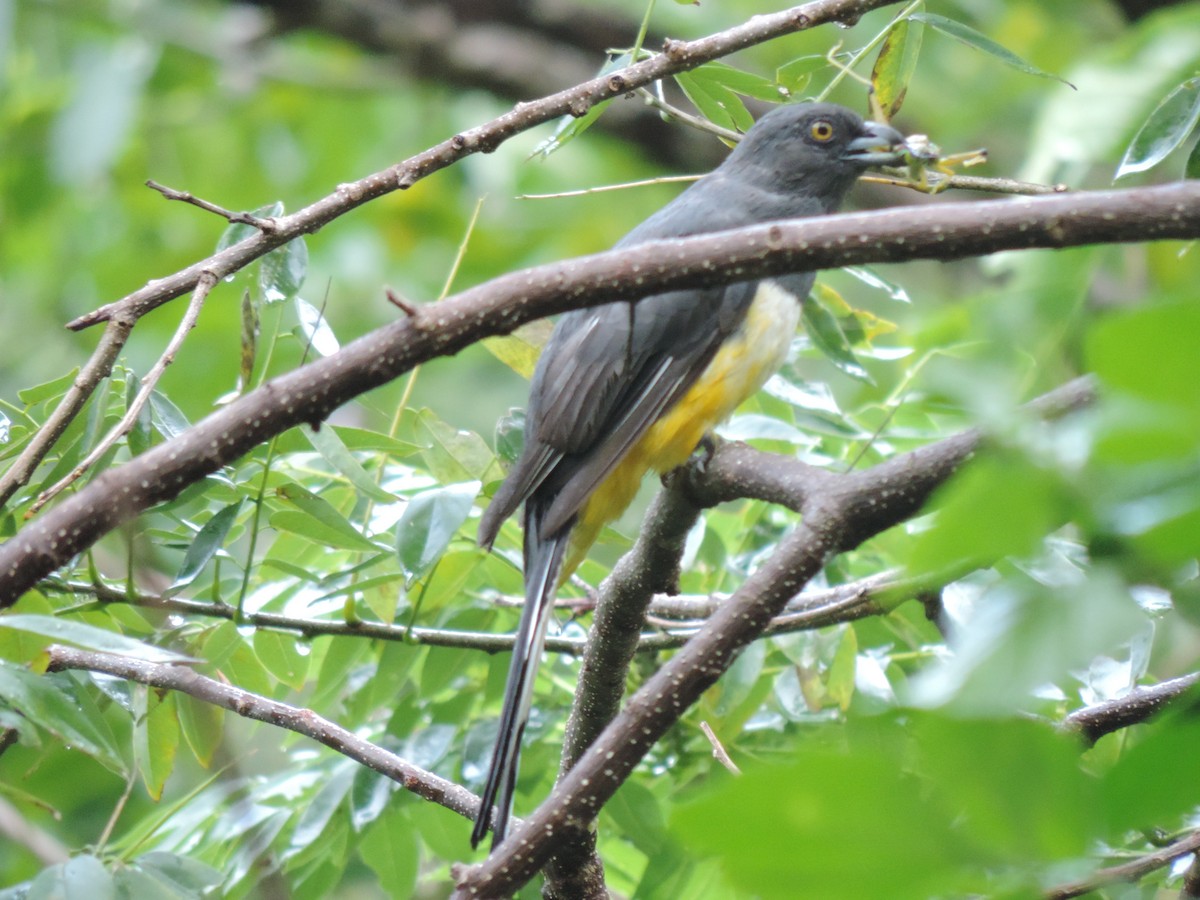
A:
1101 714 1200 832
481 319 552 379
0 614 192 663
1085 299 1200 409
0 661 126 773
176 693 224 768
693 61 784 103
302 424 396 503
168 501 243 592
674 70 752 134
294 296 338 356
1187 135 1200 179
871 18 924 120
252 630 309 691
148 391 191 441
802 292 872 384
18 369 80 406
775 55 826 95
124 369 152 455
910 13 1072 86
216 201 283 253
908 453 1061 577
260 237 308 303
1116 76 1200 178
328 426 419 457
28 854 115 900
272 483 382 552
531 51 628 158
134 687 179 801
826 624 857 711
671 731 970 899
132 853 223 894
201 621 274 698
412 409 503 485
842 265 912 303
358 805 418 897
914 716 1097 860
395 481 481 585
288 761 355 855
492 409 526 468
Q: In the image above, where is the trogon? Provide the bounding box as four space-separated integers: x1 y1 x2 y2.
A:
471 101 905 849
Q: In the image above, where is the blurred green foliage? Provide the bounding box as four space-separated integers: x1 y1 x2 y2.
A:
2 0 1200 897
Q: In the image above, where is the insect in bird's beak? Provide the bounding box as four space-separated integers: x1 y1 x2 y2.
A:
841 121 907 166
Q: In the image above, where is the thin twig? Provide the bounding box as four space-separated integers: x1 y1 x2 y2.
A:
699 721 741 774
28 272 219 514
517 174 701 201
43 644 483 821
635 87 743 143
1045 829 1200 899
146 180 277 230
0 316 134 509
862 171 1070 196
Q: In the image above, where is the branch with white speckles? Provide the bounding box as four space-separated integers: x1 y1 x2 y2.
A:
42 644 482 821
1 184 1198 605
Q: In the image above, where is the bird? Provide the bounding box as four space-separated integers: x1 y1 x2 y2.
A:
471 101 905 850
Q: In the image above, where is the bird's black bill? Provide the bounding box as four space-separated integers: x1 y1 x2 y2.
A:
842 121 906 166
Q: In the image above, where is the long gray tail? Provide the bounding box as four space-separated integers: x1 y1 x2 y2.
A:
471 503 568 850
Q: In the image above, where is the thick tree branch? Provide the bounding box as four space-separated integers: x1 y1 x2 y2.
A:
0 316 134 508
42 644 482 821
2 186 1193 604
1062 672 1200 746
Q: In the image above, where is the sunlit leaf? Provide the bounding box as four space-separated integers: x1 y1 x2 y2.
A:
27 854 115 900
216 202 283 253
294 296 338 356
273 483 382 552
358 805 418 897
18 369 80 407
482 319 553 379
871 18 924 120
911 13 1072 86
802 290 872 384
261 237 308 303
177 693 224 768
168 500 243 592
0 614 191 663
253 631 309 691
1116 76 1200 178
0 661 126 773
395 481 481 585
302 424 396 503
134 687 179 801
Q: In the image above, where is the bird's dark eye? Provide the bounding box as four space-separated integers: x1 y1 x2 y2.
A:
810 120 835 142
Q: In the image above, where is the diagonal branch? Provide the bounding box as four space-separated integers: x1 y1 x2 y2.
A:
1 184 1198 604
28 273 219 514
43 644 482 821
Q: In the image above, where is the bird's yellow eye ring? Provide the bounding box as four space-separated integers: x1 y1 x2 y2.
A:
810 120 835 142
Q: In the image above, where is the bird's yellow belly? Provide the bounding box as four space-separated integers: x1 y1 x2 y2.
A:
565 281 801 575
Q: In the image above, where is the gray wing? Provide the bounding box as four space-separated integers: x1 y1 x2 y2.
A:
477 169 804 547
477 279 756 546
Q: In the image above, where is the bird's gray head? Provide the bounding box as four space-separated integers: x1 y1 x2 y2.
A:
722 102 906 212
